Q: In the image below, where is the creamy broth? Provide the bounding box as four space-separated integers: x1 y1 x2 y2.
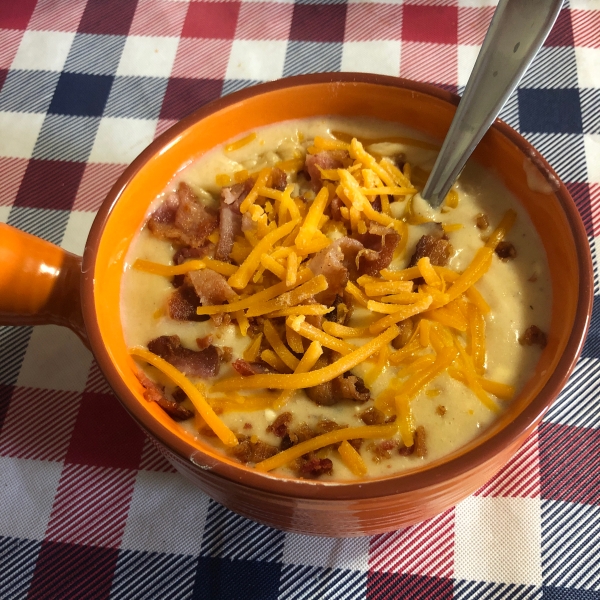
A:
121 117 551 481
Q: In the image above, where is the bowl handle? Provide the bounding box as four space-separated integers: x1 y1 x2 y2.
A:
0 223 89 348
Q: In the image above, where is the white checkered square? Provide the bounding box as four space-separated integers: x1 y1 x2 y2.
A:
0 457 63 541
584 134 600 184
60 211 97 255
120 470 210 556
454 496 542 586
0 111 45 159
341 41 400 76
226 40 287 80
89 117 157 164
576 47 600 89
458 44 479 87
116 35 179 78
0 206 10 223
11 31 75 72
282 533 369 572
17 325 93 393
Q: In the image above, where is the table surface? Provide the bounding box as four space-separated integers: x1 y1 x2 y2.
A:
0 0 598 598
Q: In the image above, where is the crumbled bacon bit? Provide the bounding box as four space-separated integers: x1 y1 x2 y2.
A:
196 335 213 350
314 419 345 436
280 422 314 451
348 439 363 451
436 405 447 416
305 150 349 192
231 435 279 464
188 270 237 307
168 281 205 322
519 325 547 348
368 439 399 462
335 374 370 403
296 454 333 477
392 318 414 350
147 335 221 378
398 426 427 457
308 237 363 304
215 179 253 261
267 412 293 437
495 241 517 261
243 422 252 430
232 359 279 376
475 213 489 230
147 182 217 248
271 167 287 191
219 346 233 363
409 233 453 267
356 223 400 276
173 244 211 265
136 371 193 421
360 406 386 426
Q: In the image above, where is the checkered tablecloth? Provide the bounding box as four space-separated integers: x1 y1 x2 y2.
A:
0 0 598 598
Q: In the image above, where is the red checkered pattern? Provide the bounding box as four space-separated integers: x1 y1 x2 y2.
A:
0 0 599 598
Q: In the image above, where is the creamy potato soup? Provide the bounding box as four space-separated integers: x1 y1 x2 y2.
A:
122 117 551 481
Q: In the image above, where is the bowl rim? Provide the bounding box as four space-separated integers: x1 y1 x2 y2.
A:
81 72 593 500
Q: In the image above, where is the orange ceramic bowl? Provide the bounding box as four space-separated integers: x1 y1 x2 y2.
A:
0 73 592 536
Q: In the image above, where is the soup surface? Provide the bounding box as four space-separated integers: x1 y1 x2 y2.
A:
122 117 551 481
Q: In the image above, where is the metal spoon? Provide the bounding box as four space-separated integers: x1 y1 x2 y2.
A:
422 0 563 207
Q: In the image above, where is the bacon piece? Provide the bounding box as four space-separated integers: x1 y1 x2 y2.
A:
335 374 370 403
267 412 292 437
475 213 489 230
168 282 205 322
136 371 193 421
196 335 213 350
398 426 427 457
215 179 253 261
147 335 220 378
369 438 399 461
356 223 400 276
308 236 363 303
305 150 349 192
305 350 370 405
281 422 315 451
147 182 218 248
173 244 212 265
297 455 333 477
519 325 547 348
271 167 287 191
360 406 386 426
187 269 237 307
392 318 414 349
409 233 452 267
495 241 516 261
231 435 279 464
329 195 346 222
231 359 278 376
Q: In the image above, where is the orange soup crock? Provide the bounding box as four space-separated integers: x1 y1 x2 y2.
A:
0 74 593 536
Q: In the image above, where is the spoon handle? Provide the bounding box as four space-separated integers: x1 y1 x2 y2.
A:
422 0 563 207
